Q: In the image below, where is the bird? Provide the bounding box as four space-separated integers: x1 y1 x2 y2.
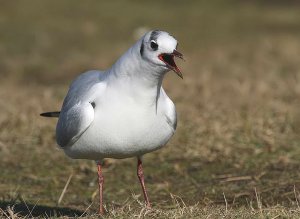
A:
41 30 184 215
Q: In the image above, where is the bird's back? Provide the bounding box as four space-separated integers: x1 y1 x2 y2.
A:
61 70 106 111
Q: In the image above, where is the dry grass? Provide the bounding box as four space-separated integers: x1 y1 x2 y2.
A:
1 0 300 218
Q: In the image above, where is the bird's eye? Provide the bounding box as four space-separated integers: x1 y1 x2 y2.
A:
150 40 158 50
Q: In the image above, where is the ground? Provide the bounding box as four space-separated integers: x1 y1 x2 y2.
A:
1 1 300 218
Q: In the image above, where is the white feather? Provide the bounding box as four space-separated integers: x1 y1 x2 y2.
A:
56 31 179 160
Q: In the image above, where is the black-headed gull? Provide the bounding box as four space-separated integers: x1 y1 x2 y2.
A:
41 30 183 214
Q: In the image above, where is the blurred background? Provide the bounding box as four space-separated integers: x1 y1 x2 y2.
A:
1 0 300 217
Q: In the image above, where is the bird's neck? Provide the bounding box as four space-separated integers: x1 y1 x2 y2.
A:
107 42 166 103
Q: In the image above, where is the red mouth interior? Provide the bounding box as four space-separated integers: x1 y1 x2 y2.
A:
159 54 179 71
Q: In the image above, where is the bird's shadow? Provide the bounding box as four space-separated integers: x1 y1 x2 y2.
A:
0 200 85 217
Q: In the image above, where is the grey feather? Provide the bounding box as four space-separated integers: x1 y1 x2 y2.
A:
149 30 161 41
56 70 105 147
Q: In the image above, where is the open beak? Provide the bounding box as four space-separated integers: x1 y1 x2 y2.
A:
158 49 184 79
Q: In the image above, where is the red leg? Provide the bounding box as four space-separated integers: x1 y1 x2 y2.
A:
137 158 151 207
97 161 104 215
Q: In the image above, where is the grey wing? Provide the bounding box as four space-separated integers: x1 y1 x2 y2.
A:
56 70 105 147
165 101 177 131
56 102 94 147
161 88 177 131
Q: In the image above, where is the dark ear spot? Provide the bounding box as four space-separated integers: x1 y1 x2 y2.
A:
140 41 144 56
150 30 160 41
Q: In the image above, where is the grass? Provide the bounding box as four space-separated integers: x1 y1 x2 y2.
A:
1 0 300 218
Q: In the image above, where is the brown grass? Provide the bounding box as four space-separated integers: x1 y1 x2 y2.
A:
1 0 300 218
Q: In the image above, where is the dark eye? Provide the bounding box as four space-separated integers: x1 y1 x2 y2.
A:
150 40 158 50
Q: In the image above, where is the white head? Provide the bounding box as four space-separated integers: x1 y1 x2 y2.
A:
139 30 184 78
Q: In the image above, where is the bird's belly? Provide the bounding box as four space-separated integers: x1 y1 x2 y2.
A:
63 108 175 160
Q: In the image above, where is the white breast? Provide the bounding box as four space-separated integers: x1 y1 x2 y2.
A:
63 88 176 160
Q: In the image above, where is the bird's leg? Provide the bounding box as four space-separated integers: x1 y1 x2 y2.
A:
97 161 104 215
137 158 151 208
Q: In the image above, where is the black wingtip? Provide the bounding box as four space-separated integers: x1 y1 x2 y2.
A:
40 111 60 118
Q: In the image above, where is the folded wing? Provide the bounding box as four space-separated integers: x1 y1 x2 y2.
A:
56 102 94 147
55 70 105 147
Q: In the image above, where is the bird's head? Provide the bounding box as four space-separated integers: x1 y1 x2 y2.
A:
139 30 184 78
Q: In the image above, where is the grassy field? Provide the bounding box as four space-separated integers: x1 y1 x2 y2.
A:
1 1 300 218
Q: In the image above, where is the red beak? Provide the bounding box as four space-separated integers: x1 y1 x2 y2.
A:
158 49 184 79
